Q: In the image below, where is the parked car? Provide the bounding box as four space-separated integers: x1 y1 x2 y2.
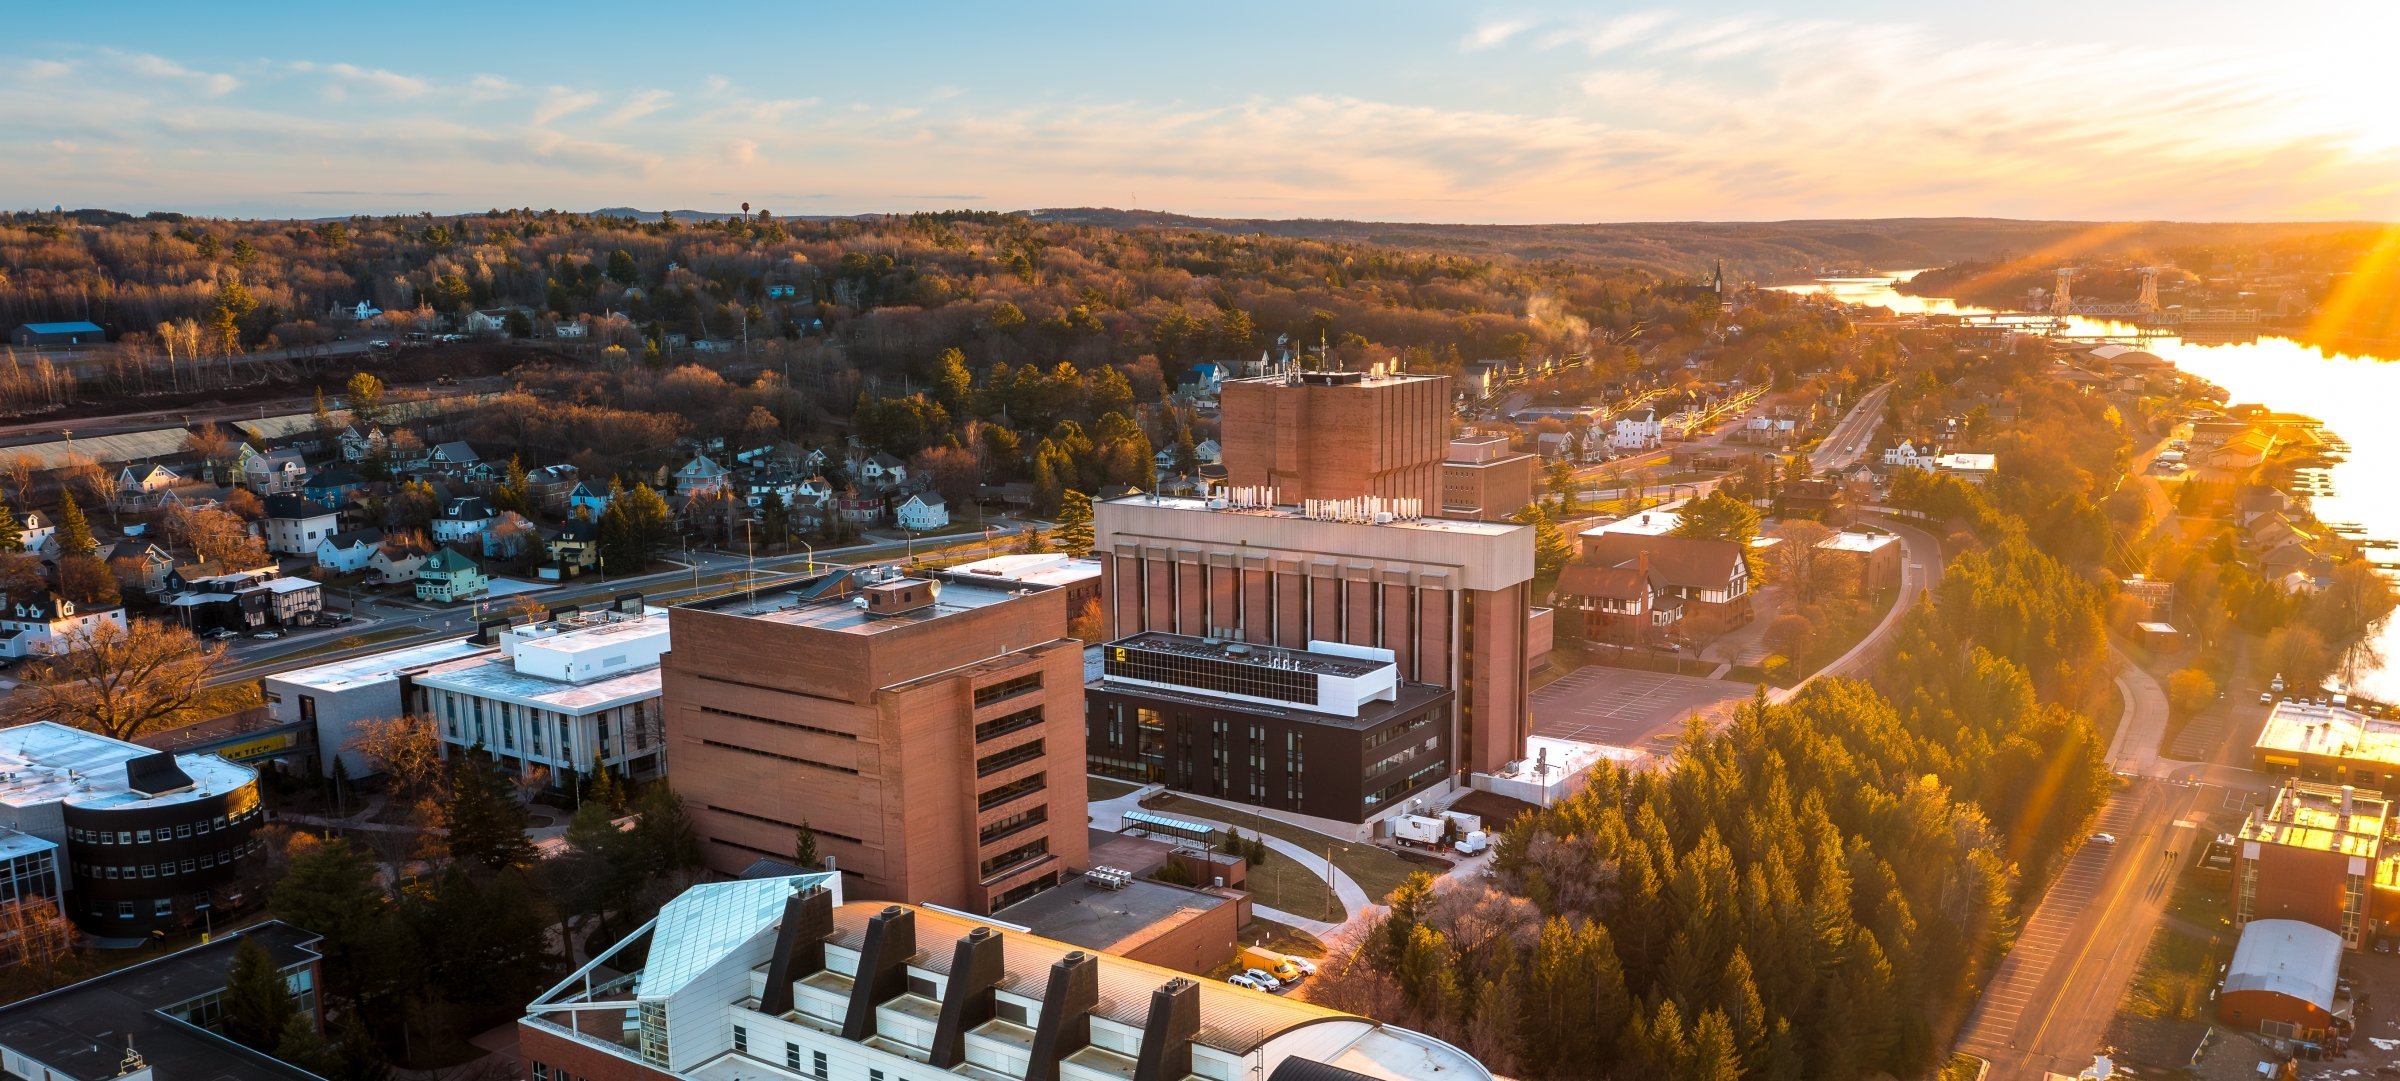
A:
1242 968 1286 991
2089 833 2117 846
1285 956 1318 977
250 630 282 640
1227 973 1273 992
2260 692 2274 704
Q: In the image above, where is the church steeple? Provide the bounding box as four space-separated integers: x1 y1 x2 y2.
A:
1712 260 1724 294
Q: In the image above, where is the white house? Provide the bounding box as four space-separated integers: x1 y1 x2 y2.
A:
432 496 497 544
261 494 341 556
339 425 388 463
0 592 128 659
860 451 908 489
1610 408 1662 450
315 526 384 574
552 318 589 339
242 447 311 494
895 491 950 531
368 541 430 584
17 510 56 558
115 463 181 506
1882 440 1937 471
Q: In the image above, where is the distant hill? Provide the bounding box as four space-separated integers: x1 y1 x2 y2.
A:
590 206 749 223
1028 207 2380 283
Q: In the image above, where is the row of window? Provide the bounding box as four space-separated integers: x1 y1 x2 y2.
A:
979 806 1047 845
728 1026 833 1078
438 691 652 762
705 803 865 845
69 806 255 846
977 772 1045 812
702 739 860 775
697 703 858 741
973 673 1043 708
974 706 1044 743
73 838 261 880
979 837 1049 880
975 739 1045 778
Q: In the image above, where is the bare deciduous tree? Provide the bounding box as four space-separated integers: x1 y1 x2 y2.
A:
8 619 225 740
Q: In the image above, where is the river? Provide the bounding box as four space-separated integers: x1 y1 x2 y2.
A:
1778 272 2400 700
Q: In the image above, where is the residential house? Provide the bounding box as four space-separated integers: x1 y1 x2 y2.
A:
368 540 430 584
415 547 488 603
17 509 56 558
2202 430 2278 473
261 494 341 556
1780 478 1846 520
0 591 127 658
315 526 384 575
551 318 588 339
894 491 949 531
541 518 599 579
835 490 883 524
2235 484 2293 527
466 307 528 335
672 453 730 496
338 424 387 463
426 441 483 477
431 496 496 544
168 568 323 630
301 465 366 508
482 510 537 560
523 464 580 514
242 447 310 495
566 481 611 520
1610 407 1662 450
859 450 907 489
113 463 183 510
103 540 175 595
1881 440 1936 471
1577 532 1753 634
1552 557 1682 645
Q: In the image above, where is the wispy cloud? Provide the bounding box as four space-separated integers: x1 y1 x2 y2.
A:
290 61 430 100
608 89 673 125
108 49 238 96
533 87 603 125
1462 18 1530 50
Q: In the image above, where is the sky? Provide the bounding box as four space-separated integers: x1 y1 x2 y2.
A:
9 1 2400 223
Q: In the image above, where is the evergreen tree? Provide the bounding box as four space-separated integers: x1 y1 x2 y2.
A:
586 751 622 811
631 784 704 874
1512 503 1573 578
221 936 298 1051
1672 490 1761 547
443 753 536 871
793 820 821 869
1053 489 1095 555
270 840 388 1005
53 492 94 558
275 1020 339 1077
0 498 21 552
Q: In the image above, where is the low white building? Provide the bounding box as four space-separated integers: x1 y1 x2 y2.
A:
1609 407 1661 450
0 593 128 659
261 495 340 556
264 636 500 779
415 605 671 790
315 527 384 575
895 491 949 531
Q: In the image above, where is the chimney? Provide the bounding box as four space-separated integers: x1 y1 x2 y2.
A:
929 928 1008 1068
1026 951 1101 1081
841 905 919 1041
760 884 835 1016
2343 784 2356 817
1134 978 1201 1081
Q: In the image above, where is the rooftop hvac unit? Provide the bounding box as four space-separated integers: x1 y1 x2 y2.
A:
1086 866 1132 891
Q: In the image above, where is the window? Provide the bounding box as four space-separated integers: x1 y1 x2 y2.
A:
154 898 173 916
980 838 1049 879
181 859 195 873
980 806 1048 845
732 1025 748 1053
977 773 1046 811
784 1043 802 1070
118 831 132 844
176 824 191 839
976 739 1044 777
813 1050 827 1079
534 1065 550 1081
196 819 211 834
974 673 1042 707
700 739 859 774
975 706 1044 743
117 902 133 918
298 695 317 722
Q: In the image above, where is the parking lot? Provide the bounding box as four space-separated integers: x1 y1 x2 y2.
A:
1530 666 1750 749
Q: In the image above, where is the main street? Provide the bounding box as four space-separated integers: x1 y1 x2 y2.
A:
1954 651 2273 1079
1809 380 1893 473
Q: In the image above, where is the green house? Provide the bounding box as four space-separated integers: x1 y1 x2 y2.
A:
415 547 489 604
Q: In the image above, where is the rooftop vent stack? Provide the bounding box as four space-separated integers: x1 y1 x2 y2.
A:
1134 978 1202 1081
929 927 1009 1068
841 905 919 1041
1026 951 1102 1081
760 883 835 1016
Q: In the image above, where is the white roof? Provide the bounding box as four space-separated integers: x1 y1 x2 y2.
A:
265 636 495 692
1581 510 1682 538
2224 919 2340 1012
0 721 253 810
415 659 662 716
637 873 840 1000
948 553 1102 590
1815 530 1898 553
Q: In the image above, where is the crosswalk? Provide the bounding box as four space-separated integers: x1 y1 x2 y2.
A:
2168 710 2228 761
1956 798 2143 1056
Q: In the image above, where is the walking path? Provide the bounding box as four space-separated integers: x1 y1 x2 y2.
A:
1090 787 1372 942
1769 512 1941 704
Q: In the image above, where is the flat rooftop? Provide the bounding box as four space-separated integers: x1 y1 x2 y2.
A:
264 635 495 692
0 722 253 811
1112 631 1389 678
685 572 1032 635
2257 700 2400 766
1002 867 1231 960
0 921 323 1081
1224 370 1444 390
948 553 1102 590
415 656 663 714
1817 530 1898 553
2241 783 2389 857
1581 510 1682 538
1091 672 1450 731
1102 494 1518 537
510 608 668 654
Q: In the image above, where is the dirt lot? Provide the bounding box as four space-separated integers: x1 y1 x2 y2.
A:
1530 665 1749 750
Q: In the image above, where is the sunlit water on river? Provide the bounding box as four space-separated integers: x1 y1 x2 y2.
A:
1778 272 2400 700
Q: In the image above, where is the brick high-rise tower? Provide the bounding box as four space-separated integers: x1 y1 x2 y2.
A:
1218 369 1451 510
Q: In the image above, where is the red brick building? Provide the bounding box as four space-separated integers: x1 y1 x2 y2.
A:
1219 370 1450 511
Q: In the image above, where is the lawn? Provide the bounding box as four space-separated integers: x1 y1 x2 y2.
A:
1142 793 1430 907
2118 921 2219 1021
1086 775 1140 801
1225 854 1343 924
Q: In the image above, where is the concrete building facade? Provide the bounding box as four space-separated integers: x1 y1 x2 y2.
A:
664 566 1089 915
1094 494 1532 778
1218 370 1450 511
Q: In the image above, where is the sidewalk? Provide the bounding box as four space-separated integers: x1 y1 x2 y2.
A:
1089 786 1369 940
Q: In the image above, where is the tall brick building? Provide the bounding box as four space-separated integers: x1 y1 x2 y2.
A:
1094 494 1533 778
1440 434 1539 521
663 567 1087 915
1218 369 1451 510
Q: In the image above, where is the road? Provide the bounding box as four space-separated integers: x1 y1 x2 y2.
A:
1770 511 1941 704
1808 381 1893 473
1954 649 2272 1079
207 522 1035 685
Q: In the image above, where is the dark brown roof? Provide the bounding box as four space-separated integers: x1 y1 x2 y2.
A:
1555 561 1659 602
1581 533 1744 590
